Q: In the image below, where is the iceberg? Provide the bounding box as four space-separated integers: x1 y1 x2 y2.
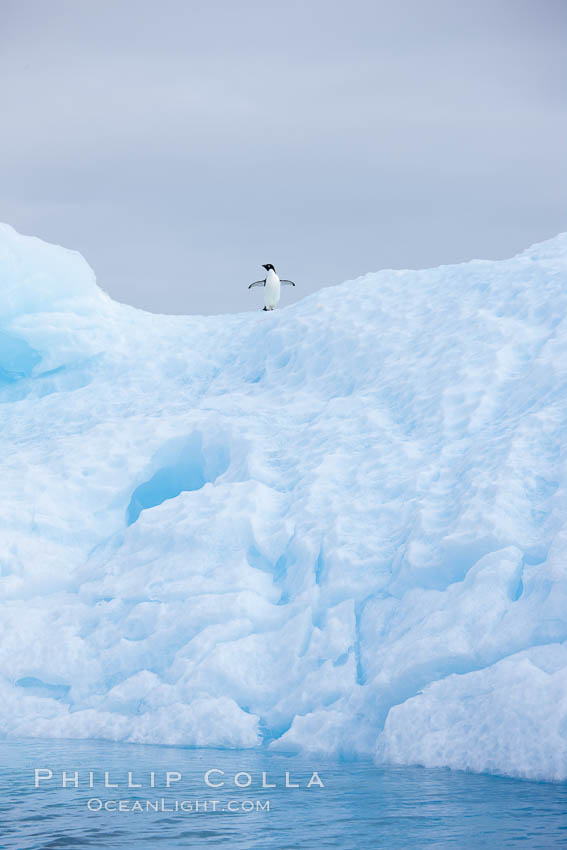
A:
1 222 567 782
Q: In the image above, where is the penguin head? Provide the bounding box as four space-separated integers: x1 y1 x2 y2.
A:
262 263 275 272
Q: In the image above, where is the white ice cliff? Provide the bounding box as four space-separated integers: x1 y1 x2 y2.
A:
1 223 567 782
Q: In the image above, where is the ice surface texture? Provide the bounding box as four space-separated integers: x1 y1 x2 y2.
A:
1 222 567 781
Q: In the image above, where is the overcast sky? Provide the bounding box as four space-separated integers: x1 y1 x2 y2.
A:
1 0 566 314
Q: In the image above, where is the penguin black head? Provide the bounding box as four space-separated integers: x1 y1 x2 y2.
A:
262 263 275 272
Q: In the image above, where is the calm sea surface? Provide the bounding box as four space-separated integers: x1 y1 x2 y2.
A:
0 739 565 849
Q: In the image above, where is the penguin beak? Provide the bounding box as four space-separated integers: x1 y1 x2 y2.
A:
262 264 269 271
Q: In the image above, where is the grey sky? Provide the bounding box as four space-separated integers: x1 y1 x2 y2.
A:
1 0 566 314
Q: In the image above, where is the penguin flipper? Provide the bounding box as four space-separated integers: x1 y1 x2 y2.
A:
248 280 266 289
280 280 296 286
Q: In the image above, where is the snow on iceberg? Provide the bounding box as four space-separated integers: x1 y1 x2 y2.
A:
1 222 567 781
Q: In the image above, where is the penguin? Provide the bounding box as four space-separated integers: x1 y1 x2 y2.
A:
248 264 295 310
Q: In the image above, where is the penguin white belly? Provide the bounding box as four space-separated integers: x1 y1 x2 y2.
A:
264 270 280 309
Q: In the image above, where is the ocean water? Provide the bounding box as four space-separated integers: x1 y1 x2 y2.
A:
0 740 565 849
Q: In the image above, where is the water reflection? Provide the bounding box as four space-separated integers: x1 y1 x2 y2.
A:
0 739 565 849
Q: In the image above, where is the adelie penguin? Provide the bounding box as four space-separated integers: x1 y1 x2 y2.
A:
248 264 295 311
